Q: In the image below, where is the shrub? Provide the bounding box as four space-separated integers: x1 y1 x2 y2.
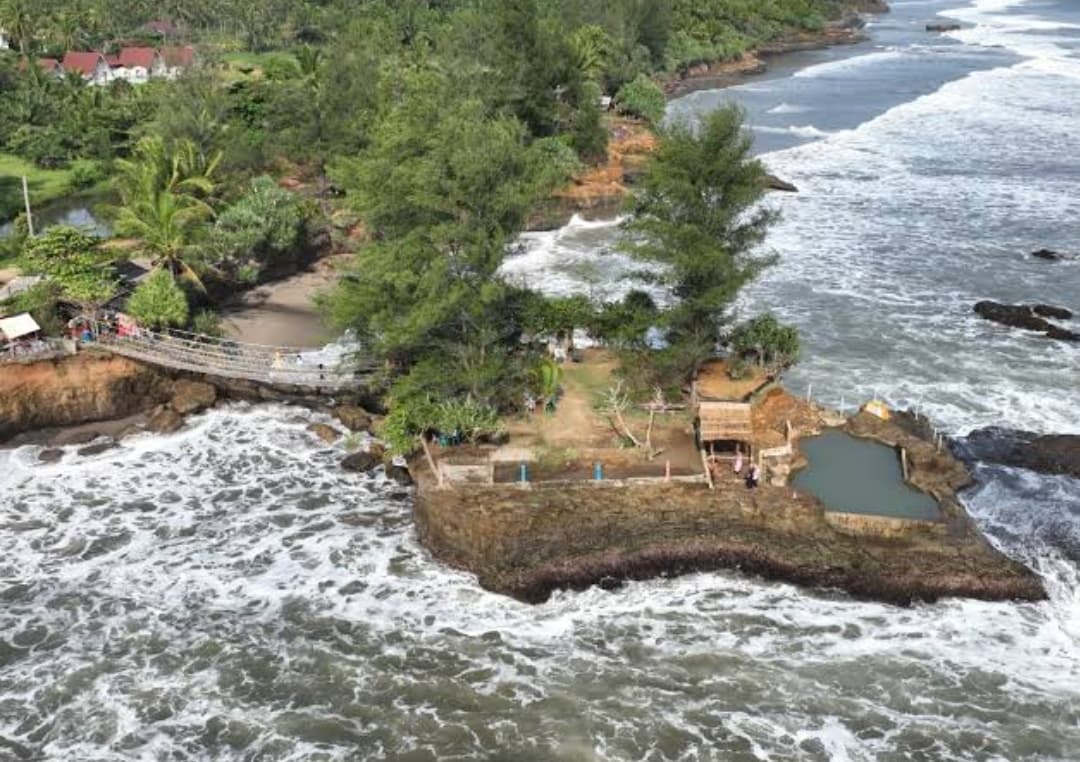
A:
379 394 502 455
615 74 666 125
126 270 189 329
730 314 800 371
209 175 304 277
191 310 224 337
69 160 106 190
728 358 752 380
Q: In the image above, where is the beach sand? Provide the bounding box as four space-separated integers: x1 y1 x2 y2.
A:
221 256 344 349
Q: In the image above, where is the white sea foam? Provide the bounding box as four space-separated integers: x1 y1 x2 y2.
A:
756 124 834 139
1 404 1078 759
767 102 810 115
793 48 907 78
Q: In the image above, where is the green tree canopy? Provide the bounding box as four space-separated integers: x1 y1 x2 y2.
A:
125 269 189 329
622 104 777 380
20 225 116 308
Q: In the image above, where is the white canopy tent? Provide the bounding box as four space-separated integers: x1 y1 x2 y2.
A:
0 313 42 341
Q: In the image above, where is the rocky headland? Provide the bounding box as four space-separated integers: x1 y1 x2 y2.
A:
411 405 1045 606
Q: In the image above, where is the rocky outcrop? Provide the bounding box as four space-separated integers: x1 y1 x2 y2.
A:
926 23 961 32
974 301 1079 341
146 406 184 434
953 428 1080 480
170 380 217 415
334 405 373 433
765 174 799 193
414 479 1042 606
411 411 1043 606
0 353 173 442
341 451 382 473
1032 248 1072 261
308 423 342 444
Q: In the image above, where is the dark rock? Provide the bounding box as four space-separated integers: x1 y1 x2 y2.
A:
77 440 118 457
146 406 184 434
1032 248 1069 261
335 405 373 433
765 174 799 193
974 301 1052 332
49 429 102 447
341 451 381 473
307 423 342 444
1045 325 1080 342
926 22 961 32
954 427 1080 479
388 464 414 486
38 449 64 463
974 301 1077 341
170 380 217 415
1033 304 1073 320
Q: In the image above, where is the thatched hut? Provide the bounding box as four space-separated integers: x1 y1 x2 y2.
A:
696 401 754 458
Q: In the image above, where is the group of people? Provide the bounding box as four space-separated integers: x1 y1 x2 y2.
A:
708 449 761 489
733 450 761 489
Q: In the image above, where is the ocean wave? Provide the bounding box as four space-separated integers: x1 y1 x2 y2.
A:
793 48 907 79
1 405 1079 759
756 124 834 139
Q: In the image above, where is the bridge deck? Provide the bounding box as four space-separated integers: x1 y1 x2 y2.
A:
91 323 374 391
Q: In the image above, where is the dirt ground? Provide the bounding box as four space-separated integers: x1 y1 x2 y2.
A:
501 348 704 477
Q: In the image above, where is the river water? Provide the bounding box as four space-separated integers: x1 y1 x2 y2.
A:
2 1 1080 759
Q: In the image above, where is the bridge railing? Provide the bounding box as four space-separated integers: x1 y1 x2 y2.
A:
86 319 375 390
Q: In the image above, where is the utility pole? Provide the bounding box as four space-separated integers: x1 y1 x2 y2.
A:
21 176 34 237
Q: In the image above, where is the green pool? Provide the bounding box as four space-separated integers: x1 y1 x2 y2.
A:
792 429 941 520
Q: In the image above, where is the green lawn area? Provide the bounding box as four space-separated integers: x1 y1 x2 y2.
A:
220 51 298 76
0 153 75 224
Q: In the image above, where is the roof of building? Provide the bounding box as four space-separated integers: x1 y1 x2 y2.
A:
697 401 754 442
161 45 195 67
62 51 106 76
117 47 159 69
105 54 119 66
0 313 42 341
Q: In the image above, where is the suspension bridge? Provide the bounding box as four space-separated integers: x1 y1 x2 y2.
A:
86 319 376 391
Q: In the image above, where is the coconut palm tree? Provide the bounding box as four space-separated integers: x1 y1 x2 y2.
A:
113 135 220 208
114 188 214 288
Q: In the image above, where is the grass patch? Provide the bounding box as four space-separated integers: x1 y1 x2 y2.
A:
0 154 75 223
220 51 299 77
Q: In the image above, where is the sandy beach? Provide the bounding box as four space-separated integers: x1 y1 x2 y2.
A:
220 255 345 349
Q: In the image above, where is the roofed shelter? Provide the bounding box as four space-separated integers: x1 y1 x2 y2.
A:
697 400 754 458
0 313 42 343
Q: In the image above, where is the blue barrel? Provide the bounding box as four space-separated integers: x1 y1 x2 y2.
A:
519 462 529 483
594 462 603 481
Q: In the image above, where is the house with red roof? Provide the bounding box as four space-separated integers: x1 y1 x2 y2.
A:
111 47 165 83
61 52 111 86
160 45 197 79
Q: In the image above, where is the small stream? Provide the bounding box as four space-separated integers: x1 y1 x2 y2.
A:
0 196 111 239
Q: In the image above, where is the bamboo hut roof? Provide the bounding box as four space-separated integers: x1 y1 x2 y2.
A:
697 401 753 442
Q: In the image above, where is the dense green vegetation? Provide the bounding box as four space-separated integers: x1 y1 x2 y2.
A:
1 0 819 451
622 105 779 382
